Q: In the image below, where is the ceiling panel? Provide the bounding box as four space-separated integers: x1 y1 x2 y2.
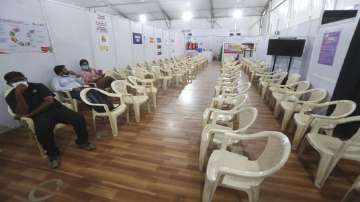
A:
53 0 266 20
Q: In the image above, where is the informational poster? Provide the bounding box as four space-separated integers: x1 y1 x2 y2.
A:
0 18 52 54
95 14 110 52
132 33 142 44
223 42 242 54
318 31 341 66
149 37 154 43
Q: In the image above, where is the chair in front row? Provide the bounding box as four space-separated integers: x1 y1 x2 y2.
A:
298 116 360 189
202 131 291 202
80 88 129 137
199 107 258 170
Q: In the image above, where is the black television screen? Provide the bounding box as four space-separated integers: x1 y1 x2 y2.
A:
267 39 306 57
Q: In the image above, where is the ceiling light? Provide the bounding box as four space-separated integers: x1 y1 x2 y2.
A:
232 9 242 19
139 14 147 23
182 11 193 21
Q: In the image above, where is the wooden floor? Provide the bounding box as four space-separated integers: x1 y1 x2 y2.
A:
0 61 359 202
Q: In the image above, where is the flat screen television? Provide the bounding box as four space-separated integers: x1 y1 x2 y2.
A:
267 39 306 57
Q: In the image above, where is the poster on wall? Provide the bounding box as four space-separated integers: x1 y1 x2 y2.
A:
318 31 341 66
149 37 154 43
223 42 242 54
156 37 162 55
133 33 142 44
95 14 110 52
0 18 52 54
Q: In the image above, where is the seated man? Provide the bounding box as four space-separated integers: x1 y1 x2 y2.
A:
79 59 114 90
52 65 84 100
4 71 96 169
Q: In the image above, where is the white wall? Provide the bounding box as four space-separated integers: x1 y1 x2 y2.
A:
0 0 185 128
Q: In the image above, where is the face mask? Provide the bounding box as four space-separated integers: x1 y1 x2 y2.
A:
12 81 28 88
81 65 90 70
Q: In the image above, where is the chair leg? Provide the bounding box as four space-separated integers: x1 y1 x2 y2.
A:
147 102 151 113
281 110 293 131
315 154 337 189
273 101 281 117
92 115 99 138
202 179 218 202
246 186 260 202
152 94 157 109
162 79 167 90
292 125 308 150
126 109 130 123
134 104 141 122
109 115 118 137
199 137 210 171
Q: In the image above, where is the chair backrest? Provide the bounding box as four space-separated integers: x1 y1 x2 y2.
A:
286 73 301 85
111 80 128 94
256 132 291 175
296 81 311 92
235 107 258 131
80 88 115 113
223 94 248 110
237 82 251 94
307 89 327 102
330 100 357 118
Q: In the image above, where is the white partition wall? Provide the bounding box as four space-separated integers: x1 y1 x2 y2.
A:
154 28 163 60
44 0 93 70
112 16 132 67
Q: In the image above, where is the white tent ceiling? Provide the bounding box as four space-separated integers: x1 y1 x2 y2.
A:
54 0 268 21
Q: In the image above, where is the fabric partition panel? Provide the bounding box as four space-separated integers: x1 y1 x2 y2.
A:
111 16 132 67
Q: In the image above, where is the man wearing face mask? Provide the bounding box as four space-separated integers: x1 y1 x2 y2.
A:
79 59 114 90
4 71 96 169
52 65 85 100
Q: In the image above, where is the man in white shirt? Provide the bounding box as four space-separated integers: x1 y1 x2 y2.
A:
51 65 84 100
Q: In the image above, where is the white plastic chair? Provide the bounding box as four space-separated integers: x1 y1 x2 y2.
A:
128 75 157 109
111 80 150 123
202 131 291 202
259 71 288 100
341 176 360 202
292 100 356 150
279 88 327 130
152 65 172 89
271 81 311 117
202 94 248 127
299 116 360 188
199 107 258 170
80 88 129 137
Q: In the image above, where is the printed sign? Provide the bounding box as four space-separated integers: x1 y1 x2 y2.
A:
0 18 52 54
133 33 142 44
318 31 341 66
223 43 242 54
156 37 161 43
95 14 110 51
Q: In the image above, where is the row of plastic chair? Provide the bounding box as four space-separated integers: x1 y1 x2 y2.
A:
4 55 208 160
242 58 360 190
200 61 291 202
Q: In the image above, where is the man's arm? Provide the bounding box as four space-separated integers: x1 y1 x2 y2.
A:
52 77 73 92
25 96 54 117
14 85 29 116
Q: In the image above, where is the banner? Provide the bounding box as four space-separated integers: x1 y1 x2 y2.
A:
0 18 52 54
318 31 341 66
133 33 142 44
95 14 110 51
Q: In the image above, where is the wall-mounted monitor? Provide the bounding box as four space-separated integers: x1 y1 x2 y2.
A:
267 39 306 57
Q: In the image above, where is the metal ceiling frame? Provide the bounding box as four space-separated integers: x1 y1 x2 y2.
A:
101 0 130 19
154 0 172 28
209 0 215 28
